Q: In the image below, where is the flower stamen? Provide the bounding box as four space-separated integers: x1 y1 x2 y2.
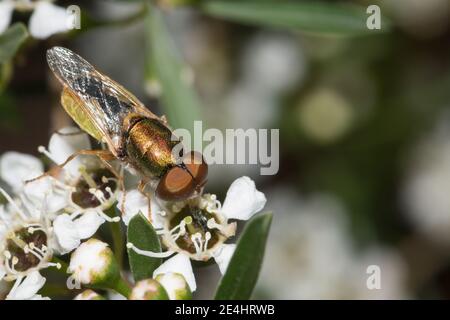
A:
94 208 120 223
126 242 175 258
24 244 45 261
0 188 28 221
191 233 203 256
203 232 211 252
79 166 97 189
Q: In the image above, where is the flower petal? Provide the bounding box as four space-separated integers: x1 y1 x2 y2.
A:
221 176 266 220
28 2 68 39
153 253 196 292
213 244 236 275
117 190 163 228
68 239 110 285
47 127 91 177
53 214 81 254
0 268 5 281
155 273 191 300
0 1 14 34
74 210 105 239
0 152 43 192
7 272 46 300
23 176 69 213
29 294 51 300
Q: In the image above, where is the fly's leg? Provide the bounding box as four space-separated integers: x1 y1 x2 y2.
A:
26 149 126 221
25 149 116 183
138 179 153 223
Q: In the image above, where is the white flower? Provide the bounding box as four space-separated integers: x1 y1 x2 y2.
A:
74 289 104 300
23 176 69 216
153 253 196 293
129 279 169 300
0 187 60 300
37 127 121 253
0 188 60 283
403 120 450 245
0 1 14 34
68 238 118 286
0 127 120 256
126 176 267 292
28 1 69 39
117 189 162 227
0 151 70 218
6 271 49 300
154 272 191 300
0 151 43 193
53 211 105 254
221 176 266 220
39 126 91 179
0 0 70 39
212 243 236 274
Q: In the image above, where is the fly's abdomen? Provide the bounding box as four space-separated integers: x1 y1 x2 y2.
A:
126 117 180 179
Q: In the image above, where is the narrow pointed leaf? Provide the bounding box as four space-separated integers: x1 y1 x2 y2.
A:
127 213 162 281
146 8 202 132
215 212 273 300
202 1 391 36
0 23 28 64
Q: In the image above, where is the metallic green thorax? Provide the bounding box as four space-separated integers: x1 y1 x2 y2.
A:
125 117 180 179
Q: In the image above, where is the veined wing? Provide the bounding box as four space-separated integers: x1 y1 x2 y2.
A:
60 87 104 142
47 46 159 154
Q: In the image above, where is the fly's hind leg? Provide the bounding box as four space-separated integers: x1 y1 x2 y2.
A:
25 149 117 184
26 149 126 223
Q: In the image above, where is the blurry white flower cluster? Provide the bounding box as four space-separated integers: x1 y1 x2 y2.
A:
403 117 450 245
227 32 305 129
0 0 72 39
257 188 408 299
296 87 354 144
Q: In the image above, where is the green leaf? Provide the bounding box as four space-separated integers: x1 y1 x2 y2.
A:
146 7 202 133
215 212 273 300
0 23 28 64
0 93 21 131
127 213 162 282
0 62 12 93
202 1 391 36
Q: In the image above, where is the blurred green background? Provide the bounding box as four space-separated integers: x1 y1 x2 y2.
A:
1 0 450 299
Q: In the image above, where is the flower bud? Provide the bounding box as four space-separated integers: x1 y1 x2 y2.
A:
74 289 105 300
68 239 120 289
129 279 169 300
155 272 192 300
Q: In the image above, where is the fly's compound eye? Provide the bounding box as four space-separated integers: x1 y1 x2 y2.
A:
156 151 208 201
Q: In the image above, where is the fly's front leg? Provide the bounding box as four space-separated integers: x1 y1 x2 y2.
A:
138 179 153 222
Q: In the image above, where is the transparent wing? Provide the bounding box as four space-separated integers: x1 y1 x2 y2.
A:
47 46 159 153
60 87 105 142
